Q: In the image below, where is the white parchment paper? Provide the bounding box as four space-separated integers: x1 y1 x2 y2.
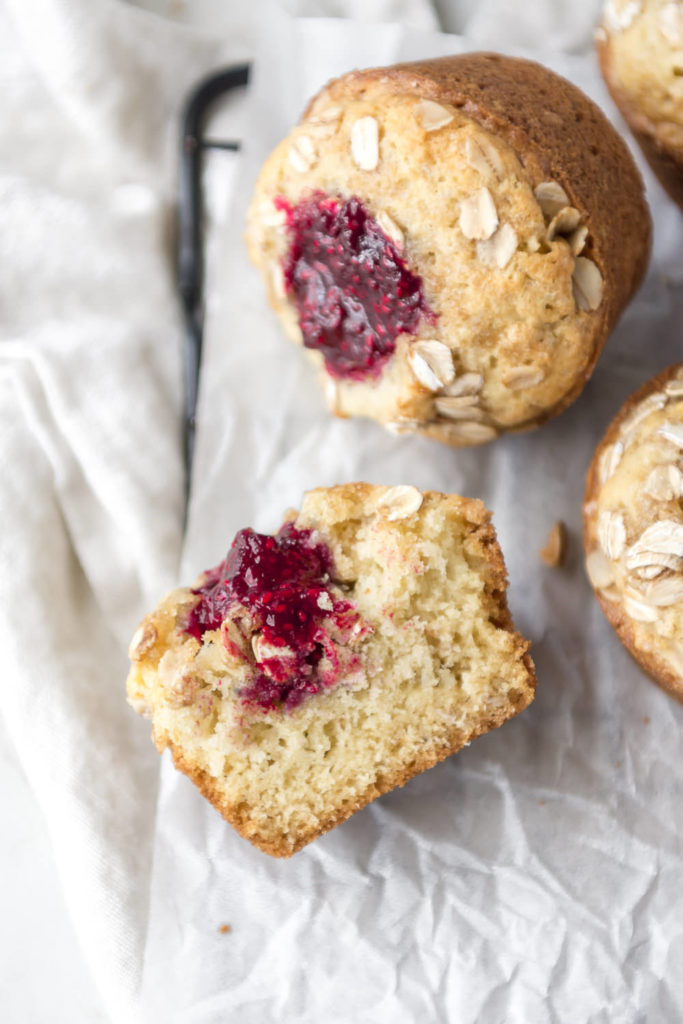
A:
142 15 683 1022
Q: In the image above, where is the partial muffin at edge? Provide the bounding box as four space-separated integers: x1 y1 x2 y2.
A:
583 364 683 702
597 0 683 206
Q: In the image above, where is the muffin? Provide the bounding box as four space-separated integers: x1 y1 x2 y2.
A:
583 365 683 702
127 483 536 856
597 0 683 206
247 53 651 446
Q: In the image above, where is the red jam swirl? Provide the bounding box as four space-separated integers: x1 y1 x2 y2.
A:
276 193 435 380
186 523 365 712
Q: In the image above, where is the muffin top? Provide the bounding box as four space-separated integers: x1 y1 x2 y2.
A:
247 78 607 439
584 364 683 694
599 0 683 151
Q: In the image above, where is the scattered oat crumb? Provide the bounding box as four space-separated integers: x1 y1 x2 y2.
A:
218 924 231 935
615 760 621 768
538 799 546 806
540 520 567 567
643 716 650 725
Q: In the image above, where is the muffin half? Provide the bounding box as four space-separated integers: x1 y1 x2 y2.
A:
128 484 536 855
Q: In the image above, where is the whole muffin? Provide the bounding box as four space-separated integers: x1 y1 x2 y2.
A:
247 53 651 446
128 483 536 855
597 0 683 206
583 365 683 703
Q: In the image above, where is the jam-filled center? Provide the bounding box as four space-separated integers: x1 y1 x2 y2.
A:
186 523 365 712
277 193 434 380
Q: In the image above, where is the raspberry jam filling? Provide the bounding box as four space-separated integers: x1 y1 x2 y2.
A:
277 193 435 380
186 523 366 712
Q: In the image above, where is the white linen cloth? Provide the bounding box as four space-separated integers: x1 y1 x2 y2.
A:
0 2 435 1020
1 1 681 1022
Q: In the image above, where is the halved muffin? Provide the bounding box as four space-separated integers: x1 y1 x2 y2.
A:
584 364 683 702
128 484 536 855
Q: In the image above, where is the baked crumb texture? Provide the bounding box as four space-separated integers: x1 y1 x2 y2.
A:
127 484 536 856
247 53 650 445
598 0 683 206
584 365 683 703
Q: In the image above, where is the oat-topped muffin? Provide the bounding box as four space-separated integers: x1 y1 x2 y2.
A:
127 484 536 856
584 365 683 702
247 53 650 446
597 0 683 205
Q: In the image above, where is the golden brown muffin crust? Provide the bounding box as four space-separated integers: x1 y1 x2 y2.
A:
583 364 683 703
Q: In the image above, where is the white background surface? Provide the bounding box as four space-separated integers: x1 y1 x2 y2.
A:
2 1 681 1022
